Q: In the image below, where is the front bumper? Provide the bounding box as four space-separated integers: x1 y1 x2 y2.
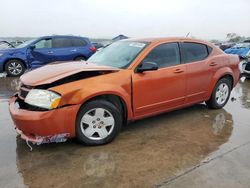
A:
9 96 81 143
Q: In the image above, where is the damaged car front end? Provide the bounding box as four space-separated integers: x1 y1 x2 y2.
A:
9 61 121 147
9 85 82 146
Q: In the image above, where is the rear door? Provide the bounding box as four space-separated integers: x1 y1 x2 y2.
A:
179 42 214 104
71 38 91 59
51 37 76 61
132 42 187 118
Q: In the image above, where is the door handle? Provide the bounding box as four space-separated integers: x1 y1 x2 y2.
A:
209 62 217 66
71 49 77 52
174 69 184 73
47 51 54 54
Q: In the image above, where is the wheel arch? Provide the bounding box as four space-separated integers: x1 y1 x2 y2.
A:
77 93 130 125
74 55 87 61
206 68 235 100
3 58 27 71
219 74 234 90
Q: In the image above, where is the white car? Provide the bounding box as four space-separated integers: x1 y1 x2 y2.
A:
240 60 250 78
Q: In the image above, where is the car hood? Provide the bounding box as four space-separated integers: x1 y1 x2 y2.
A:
224 47 250 58
0 48 20 54
20 61 120 86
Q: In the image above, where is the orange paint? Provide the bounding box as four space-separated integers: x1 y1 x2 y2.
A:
9 38 240 141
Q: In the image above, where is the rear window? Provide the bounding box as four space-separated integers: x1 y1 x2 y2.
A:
207 46 213 54
71 38 87 47
180 42 209 63
52 38 72 48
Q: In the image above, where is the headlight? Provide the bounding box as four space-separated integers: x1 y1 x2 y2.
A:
24 89 61 109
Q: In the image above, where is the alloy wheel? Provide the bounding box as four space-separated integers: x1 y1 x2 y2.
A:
80 108 115 140
215 83 229 105
8 62 23 76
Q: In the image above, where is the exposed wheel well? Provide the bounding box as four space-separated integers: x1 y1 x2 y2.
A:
3 58 27 71
80 94 128 125
219 74 234 90
74 56 87 61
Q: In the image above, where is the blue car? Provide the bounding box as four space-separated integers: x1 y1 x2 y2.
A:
0 35 96 76
225 43 250 78
224 43 250 59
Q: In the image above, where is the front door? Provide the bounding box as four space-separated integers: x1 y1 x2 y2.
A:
28 38 54 68
132 42 187 118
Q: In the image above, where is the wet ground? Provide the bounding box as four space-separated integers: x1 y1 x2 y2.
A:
0 75 250 188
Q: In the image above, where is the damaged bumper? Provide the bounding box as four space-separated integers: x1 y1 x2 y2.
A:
15 127 70 145
9 96 81 143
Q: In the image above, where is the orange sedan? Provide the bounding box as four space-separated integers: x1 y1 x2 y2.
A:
9 38 240 145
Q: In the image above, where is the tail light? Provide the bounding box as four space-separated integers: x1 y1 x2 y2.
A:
89 46 96 53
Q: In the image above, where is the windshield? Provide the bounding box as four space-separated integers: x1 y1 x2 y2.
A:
0 42 12 49
233 43 250 48
87 41 148 68
16 39 36 48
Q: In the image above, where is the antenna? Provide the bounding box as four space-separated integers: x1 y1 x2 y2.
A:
186 32 190 37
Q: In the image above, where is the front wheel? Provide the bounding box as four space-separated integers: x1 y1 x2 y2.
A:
5 60 25 77
206 78 232 109
76 100 122 145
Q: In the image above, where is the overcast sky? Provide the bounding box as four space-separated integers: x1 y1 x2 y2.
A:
0 0 249 40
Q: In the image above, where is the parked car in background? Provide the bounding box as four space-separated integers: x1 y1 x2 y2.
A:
92 42 104 49
0 35 96 76
0 41 14 49
239 60 250 78
9 40 24 47
112 34 129 41
224 43 250 59
224 43 250 78
9 37 240 146
219 42 235 51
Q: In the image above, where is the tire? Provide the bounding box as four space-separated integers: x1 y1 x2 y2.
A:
76 100 122 145
74 56 86 61
245 74 250 79
206 78 232 109
5 59 25 77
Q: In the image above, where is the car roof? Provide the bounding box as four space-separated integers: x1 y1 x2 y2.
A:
40 35 89 40
123 37 213 46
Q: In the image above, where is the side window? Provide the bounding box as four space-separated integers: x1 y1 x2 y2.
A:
34 39 52 49
180 42 209 63
52 38 72 48
71 38 87 47
207 46 213 54
143 43 180 68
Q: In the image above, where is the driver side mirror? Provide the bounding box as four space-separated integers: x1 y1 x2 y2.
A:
29 44 35 50
137 62 158 73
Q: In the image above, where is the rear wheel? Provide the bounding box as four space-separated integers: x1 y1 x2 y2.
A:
206 78 232 109
76 100 122 145
5 59 25 77
74 56 86 61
